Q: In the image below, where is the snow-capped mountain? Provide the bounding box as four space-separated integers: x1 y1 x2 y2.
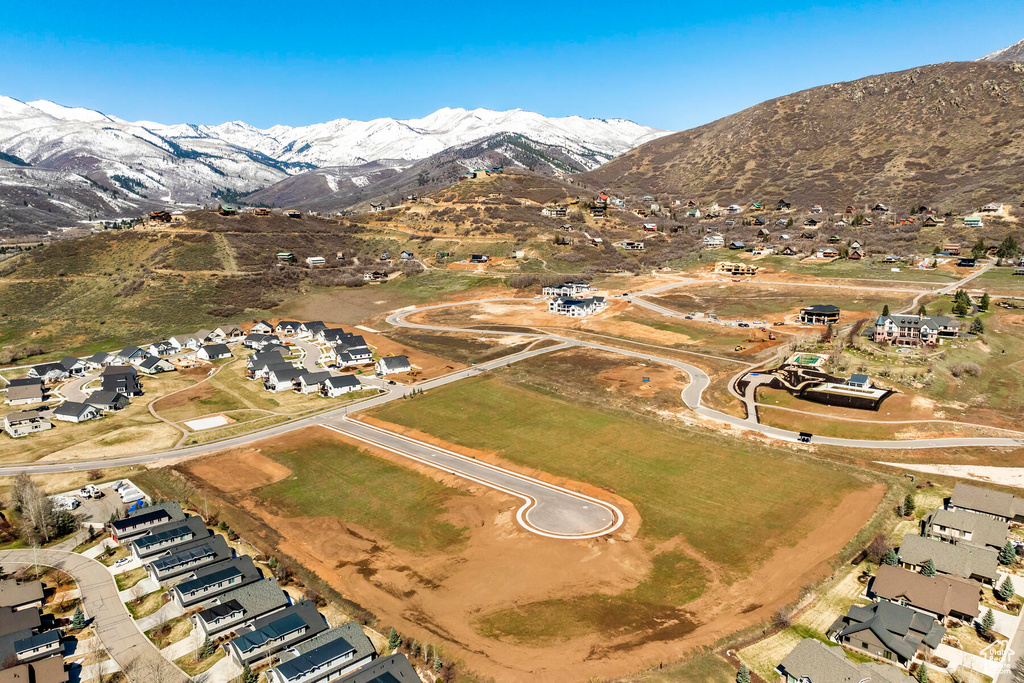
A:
978 38 1024 62
0 97 666 230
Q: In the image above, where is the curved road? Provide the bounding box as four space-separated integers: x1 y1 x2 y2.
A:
0 549 189 683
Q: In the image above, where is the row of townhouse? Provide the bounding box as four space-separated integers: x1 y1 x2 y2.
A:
110 501 419 683
0 577 67 683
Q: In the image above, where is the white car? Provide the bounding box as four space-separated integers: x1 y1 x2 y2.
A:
114 558 132 568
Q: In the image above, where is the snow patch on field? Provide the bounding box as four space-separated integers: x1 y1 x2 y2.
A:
185 414 234 431
350 175 370 187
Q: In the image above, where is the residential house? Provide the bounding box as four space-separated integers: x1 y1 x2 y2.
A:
726 204 742 214
542 282 592 298
148 341 177 357
83 352 114 369
138 356 174 375
873 314 960 347
58 356 89 377
922 216 945 227
811 204 823 213
52 401 100 423
728 241 745 250
541 206 567 218
285 209 302 218
101 366 142 396
780 246 799 256
333 654 419 683
86 391 129 412
714 262 758 276
686 208 701 219
799 304 841 325
305 256 326 267
363 271 388 282
848 249 864 260
331 339 373 368
192 578 289 639
0 580 44 611
276 321 302 336
250 321 274 334
776 200 791 211
27 363 68 384
948 482 1023 523
197 344 232 361
297 371 333 394
212 325 244 341
964 216 983 228
827 601 944 668
925 508 1009 550
249 359 294 381
115 346 150 366
266 622 376 683
981 202 1002 213
243 333 281 350
146 534 233 582
751 246 774 256
298 321 327 338
13 630 61 664
277 252 296 263
0 655 69 683
171 556 262 608
130 516 210 560
898 534 999 586
109 501 185 543
870 565 981 623
322 375 363 398
5 380 45 406
3 411 53 438
957 257 977 268
548 296 608 318
399 250 415 261
702 234 725 248
776 638 912 683
873 204 889 212
804 218 821 228
0 605 41 665
223 601 327 666
265 367 304 392
376 356 411 376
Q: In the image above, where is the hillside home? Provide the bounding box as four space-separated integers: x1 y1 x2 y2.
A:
621 241 644 251
27 363 68 384
363 271 388 282
777 638 912 683
265 622 376 683
400 250 415 260
376 356 411 376
898 534 999 586
197 344 232 361
171 556 262 608
548 296 608 318
277 252 296 263
780 246 799 256
541 206 567 218
224 602 328 667
828 601 944 668
702 234 724 248
192 578 289 639
777 200 791 211
726 204 742 214
811 204 823 213
3 411 53 439
964 217 983 228
728 241 745 250
870 565 981 622
948 482 1024 523
943 242 961 255
873 204 889 212
750 246 774 256
109 501 185 543
981 202 1002 212
52 401 100 423
873 314 959 347
848 249 863 260
798 304 840 325
924 508 1008 550
957 257 977 268
686 208 701 219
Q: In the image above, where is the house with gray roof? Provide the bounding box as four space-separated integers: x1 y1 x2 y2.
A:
0 654 68 683
899 534 999 586
0 580 44 611
265 367 304 392
870 564 981 622
250 321 274 335
243 333 281 350
197 344 232 361
5 382 45 406
0 605 41 664
13 629 61 663
297 371 333 394
3 411 53 438
171 556 262 607
949 482 1022 522
192 578 289 638
267 622 376 683
375 356 411 376
828 601 944 667
110 501 185 543
333 654 419 683
145 534 232 582
138 356 175 374
777 638 912 683
925 507 1008 550
52 401 100 423
223 600 327 666
130 516 209 560
27 363 68 384
58 356 89 376
85 391 129 412
323 375 362 398
874 313 959 347
83 352 114 369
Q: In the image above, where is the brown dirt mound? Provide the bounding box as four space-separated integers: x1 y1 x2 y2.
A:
185 448 292 493
152 382 217 412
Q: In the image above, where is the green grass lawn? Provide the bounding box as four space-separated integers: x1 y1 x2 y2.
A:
125 588 166 619
616 653 737 682
248 433 469 553
114 567 147 591
370 374 867 570
974 266 1024 296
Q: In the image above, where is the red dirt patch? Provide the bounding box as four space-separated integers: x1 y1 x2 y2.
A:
185 448 292 493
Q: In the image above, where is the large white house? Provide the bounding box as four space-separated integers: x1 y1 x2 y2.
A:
376 356 411 375
874 314 959 347
548 296 607 318
542 281 592 298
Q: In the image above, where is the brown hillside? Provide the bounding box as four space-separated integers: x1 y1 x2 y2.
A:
584 61 1024 210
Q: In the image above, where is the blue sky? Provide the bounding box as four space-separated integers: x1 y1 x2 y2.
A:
1 0 1021 131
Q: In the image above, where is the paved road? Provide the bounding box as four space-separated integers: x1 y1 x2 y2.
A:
289 338 322 371
60 373 97 402
324 419 622 539
0 549 189 683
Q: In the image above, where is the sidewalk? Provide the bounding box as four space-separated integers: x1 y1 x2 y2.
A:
134 600 185 632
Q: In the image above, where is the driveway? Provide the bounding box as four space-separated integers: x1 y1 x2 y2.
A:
60 373 98 402
0 548 189 683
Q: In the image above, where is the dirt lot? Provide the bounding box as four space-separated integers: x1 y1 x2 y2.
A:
161 424 883 682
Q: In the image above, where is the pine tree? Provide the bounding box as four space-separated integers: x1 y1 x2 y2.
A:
982 608 996 637
921 559 936 577
915 662 929 683
1000 541 1017 566
971 317 985 335
904 493 916 515
1011 655 1024 683
998 576 1016 602
71 606 85 630
241 663 258 683
972 238 987 259
918 304 928 316
200 636 214 658
953 298 970 317
981 292 991 311
737 664 751 683
434 653 443 673
882 549 899 566
387 627 401 651
882 304 890 317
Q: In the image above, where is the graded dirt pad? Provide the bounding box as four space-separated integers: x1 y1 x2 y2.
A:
359 330 465 380
596 362 686 397
185 448 292 494
152 381 219 412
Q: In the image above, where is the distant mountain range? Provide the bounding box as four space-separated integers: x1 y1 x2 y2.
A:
0 100 665 232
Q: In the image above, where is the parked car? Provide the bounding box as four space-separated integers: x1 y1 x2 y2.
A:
114 557 132 568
